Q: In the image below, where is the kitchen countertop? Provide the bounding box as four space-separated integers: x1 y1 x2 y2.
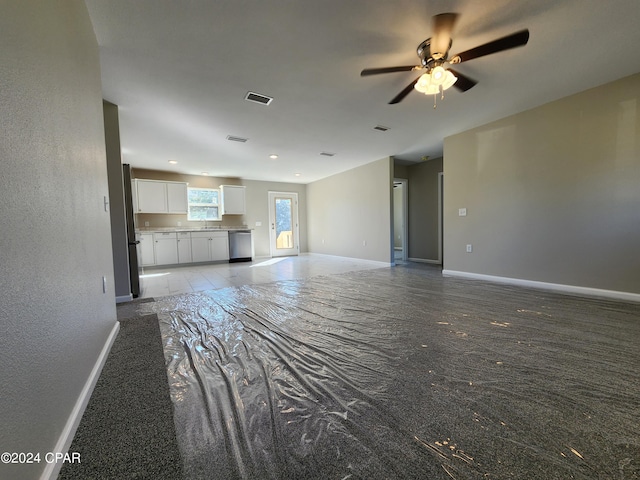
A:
136 226 253 233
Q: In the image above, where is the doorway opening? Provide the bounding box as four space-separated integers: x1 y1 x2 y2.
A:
438 172 443 265
393 179 408 264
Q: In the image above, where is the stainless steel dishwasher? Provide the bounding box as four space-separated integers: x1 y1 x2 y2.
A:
228 230 252 262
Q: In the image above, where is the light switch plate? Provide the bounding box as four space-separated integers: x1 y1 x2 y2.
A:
459 208 467 217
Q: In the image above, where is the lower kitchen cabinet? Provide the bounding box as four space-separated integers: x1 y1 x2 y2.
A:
138 230 233 267
154 232 178 265
190 231 229 262
177 232 192 264
138 233 155 266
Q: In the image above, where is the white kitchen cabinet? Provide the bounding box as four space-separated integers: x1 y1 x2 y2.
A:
136 180 167 213
138 233 155 266
134 179 188 214
211 232 230 261
220 185 246 215
190 231 229 262
154 232 179 265
177 232 192 264
190 233 210 263
167 182 188 213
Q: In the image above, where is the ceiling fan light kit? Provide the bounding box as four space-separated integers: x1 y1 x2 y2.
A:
360 12 529 106
414 67 458 108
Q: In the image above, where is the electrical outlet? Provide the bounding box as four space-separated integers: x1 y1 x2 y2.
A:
145 221 149 227
466 244 473 253
459 208 467 217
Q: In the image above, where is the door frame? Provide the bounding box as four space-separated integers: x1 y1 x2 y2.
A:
393 178 409 263
438 172 443 265
268 191 300 257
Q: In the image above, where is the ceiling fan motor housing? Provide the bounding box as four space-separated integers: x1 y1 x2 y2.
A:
417 38 451 69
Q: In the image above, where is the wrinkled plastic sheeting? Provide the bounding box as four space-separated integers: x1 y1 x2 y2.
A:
153 269 640 479
155 276 453 479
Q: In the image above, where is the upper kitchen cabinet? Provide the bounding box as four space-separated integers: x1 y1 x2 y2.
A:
166 182 188 213
133 179 188 214
220 185 246 215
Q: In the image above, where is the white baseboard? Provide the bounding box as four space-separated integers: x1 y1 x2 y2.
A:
40 321 120 480
408 257 442 265
442 270 640 303
115 294 133 304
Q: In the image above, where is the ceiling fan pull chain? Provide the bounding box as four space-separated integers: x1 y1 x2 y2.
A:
433 93 437 109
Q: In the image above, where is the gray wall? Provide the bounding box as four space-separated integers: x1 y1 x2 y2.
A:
443 72 640 295
104 101 131 301
0 2 117 479
407 159 443 262
307 157 393 263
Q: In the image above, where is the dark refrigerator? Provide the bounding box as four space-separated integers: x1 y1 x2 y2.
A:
123 164 140 297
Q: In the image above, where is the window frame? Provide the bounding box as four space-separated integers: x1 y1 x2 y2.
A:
187 187 221 222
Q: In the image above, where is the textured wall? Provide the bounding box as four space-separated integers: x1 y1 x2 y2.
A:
444 72 640 294
0 2 117 479
307 158 393 263
407 158 443 262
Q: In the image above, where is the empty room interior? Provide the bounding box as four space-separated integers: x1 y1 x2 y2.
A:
1 1 639 479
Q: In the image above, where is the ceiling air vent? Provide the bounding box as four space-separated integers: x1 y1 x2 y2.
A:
226 135 248 143
245 91 273 105
373 125 390 132
320 152 335 157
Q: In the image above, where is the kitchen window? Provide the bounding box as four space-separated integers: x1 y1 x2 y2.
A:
187 187 221 221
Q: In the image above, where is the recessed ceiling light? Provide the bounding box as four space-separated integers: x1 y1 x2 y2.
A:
168 160 178 164
269 154 278 159
201 172 209 176
294 173 301 177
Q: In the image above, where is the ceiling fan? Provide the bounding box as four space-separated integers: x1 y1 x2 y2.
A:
361 13 529 105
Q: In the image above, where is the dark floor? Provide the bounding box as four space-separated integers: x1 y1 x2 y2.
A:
59 298 182 480
148 263 640 479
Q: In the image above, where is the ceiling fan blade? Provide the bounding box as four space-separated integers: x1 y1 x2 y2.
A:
431 12 459 57
389 77 420 104
361 66 417 76
451 29 529 64
447 68 477 92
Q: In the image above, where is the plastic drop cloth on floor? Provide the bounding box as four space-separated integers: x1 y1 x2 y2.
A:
151 266 640 480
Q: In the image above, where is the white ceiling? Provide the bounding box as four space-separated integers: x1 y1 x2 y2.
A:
85 0 640 184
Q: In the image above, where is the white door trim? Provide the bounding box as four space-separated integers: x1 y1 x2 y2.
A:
393 178 409 262
268 191 299 257
438 172 443 265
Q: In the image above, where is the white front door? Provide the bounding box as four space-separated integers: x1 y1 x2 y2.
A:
268 191 299 257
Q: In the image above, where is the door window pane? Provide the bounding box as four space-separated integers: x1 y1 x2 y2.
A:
275 198 293 249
